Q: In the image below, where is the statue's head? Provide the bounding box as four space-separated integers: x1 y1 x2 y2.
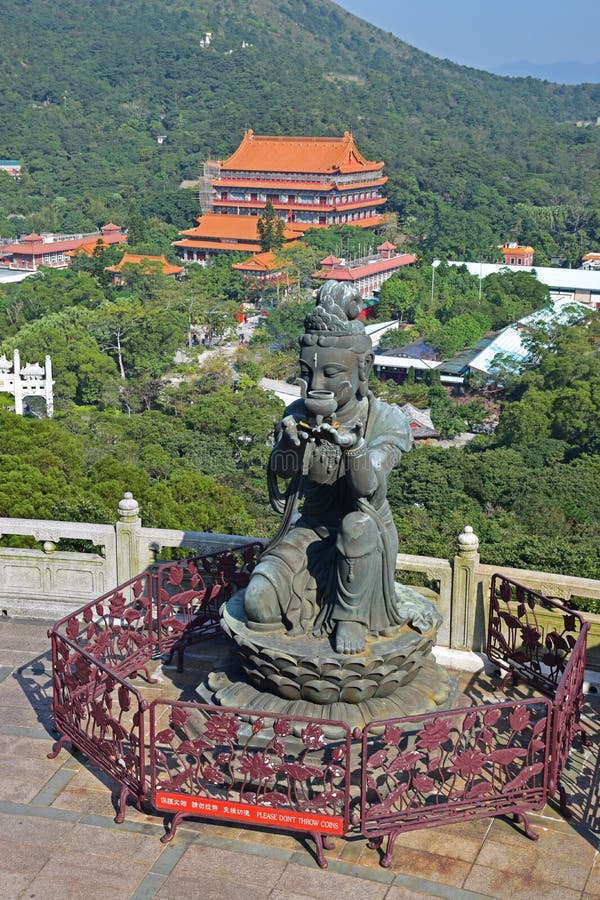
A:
298 281 373 413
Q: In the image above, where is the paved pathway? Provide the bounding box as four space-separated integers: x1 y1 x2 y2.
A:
0 617 598 899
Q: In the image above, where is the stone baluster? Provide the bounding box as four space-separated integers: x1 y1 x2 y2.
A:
116 492 145 583
450 525 480 651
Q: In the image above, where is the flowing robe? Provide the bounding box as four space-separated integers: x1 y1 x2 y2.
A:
252 394 413 636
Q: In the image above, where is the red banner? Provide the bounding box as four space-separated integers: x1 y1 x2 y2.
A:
154 791 344 834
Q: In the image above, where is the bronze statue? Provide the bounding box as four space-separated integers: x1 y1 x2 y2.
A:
244 281 415 654
208 280 451 725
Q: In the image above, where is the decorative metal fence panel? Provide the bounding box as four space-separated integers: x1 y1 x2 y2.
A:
487 574 586 695
51 571 156 682
149 699 351 866
49 632 147 818
153 543 263 665
358 698 551 866
549 623 589 800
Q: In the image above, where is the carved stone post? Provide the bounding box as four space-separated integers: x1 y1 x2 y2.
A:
116 492 145 583
13 349 23 415
44 355 54 418
450 525 480 651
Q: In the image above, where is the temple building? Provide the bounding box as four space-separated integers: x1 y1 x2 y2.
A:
499 243 534 266
231 250 286 281
174 130 387 264
312 242 417 298
581 251 600 271
106 252 184 285
0 224 126 273
173 211 302 264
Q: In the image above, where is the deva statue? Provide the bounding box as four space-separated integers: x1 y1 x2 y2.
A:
244 280 420 655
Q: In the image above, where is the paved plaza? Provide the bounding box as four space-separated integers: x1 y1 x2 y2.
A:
0 616 598 899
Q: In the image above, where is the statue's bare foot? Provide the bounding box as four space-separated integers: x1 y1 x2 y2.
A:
335 621 367 654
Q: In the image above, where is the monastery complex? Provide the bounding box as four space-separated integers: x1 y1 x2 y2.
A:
174 130 388 264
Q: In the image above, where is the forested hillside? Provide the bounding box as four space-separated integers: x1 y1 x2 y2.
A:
1 1 599 590
1 0 600 258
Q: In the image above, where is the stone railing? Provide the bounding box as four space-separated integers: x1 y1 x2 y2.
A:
2 493 599 665
0 493 252 621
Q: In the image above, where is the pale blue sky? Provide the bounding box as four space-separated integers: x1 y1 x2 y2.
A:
335 0 600 70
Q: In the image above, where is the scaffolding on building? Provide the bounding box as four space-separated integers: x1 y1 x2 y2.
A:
199 161 220 213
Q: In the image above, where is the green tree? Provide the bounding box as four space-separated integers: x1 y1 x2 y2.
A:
257 199 285 251
377 272 421 322
89 297 145 379
125 201 146 245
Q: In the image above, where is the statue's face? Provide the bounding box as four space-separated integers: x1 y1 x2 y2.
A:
299 344 360 412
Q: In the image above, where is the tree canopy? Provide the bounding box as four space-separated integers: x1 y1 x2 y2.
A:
2 0 600 259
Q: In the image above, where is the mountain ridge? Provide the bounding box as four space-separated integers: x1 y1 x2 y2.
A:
1 0 599 258
491 60 600 85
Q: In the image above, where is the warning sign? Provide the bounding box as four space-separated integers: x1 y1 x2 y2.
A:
154 791 344 834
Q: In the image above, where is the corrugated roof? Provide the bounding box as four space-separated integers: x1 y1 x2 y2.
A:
378 340 437 360
374 354 440 371
438 335 498 375
466 298 588 376
438 259 600 294
220 130 384 175
467 327 529 374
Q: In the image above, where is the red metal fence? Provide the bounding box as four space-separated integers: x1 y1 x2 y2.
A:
48 561 588 868
487 574 588 694
358 698 551 866
149 700 352 865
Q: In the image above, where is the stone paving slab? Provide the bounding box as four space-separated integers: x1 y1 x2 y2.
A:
0 617 598 899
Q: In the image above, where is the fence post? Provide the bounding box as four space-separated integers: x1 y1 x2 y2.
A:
116 492 148 583
450 525 480 651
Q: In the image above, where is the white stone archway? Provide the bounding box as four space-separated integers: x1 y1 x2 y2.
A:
0 349 54 416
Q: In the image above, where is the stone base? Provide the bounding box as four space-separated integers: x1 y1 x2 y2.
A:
196 588 456 732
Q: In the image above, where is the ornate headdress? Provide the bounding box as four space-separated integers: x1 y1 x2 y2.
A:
302 281 372 352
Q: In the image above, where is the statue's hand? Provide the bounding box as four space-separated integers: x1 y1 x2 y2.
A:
281 415 310 447
318 420 364 450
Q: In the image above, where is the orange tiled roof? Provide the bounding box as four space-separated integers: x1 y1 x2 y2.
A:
3 236 94 255
178 213 302 243
313 253 417 282
232 251 282 273
500 245 534 255
219 130 384 176
106 253 183 276
3 227 126 258
67 238 110 258
67 231 127 258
